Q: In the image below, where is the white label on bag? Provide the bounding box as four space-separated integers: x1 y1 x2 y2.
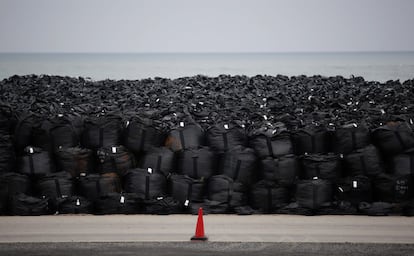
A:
338 187 344 193
80 172 87 177
29 147 34 154
156 98 160 102
147 168 153 174
224 124 229 130
184 200 190 207
76 198 81 206
313 176 318 180
179 122 185 127
380 109 386 115
112 147 117 154
353 181 358 188
353 123 358 128
157 197 164 200
58 114 63 117
120 196 125 204
126 121 130 127
410 119 413 125
340 154 344 159
263 115 268 120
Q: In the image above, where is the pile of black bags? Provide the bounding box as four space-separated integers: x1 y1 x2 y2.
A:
0 74 414 216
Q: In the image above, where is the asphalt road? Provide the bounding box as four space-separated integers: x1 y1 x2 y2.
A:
0 215 413 255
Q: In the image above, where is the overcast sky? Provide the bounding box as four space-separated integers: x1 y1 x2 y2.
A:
0 0 413 53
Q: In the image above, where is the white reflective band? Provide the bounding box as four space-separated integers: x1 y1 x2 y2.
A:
120 196 125 204
224 124 229 129
147 168 153 174
179 122 185 127
353 181 358 188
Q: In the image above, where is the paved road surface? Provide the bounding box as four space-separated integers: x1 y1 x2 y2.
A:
1 215 414 255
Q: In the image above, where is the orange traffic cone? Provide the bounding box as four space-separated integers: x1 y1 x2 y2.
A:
191 207 208 241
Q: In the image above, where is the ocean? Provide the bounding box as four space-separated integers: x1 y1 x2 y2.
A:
0 52 413 82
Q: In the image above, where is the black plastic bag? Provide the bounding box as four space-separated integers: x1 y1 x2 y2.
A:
94 193 141 215
292 125 331 155
260 154 299 186
343 145 384 177
373 174 413 203
169 174 205 209
78 173 122 202
9 193 50 216
123 168 167 200
35 172 74 212
123 116 167 153
59 196 93 214
301 153 341 181
372 121 414 156
296 179 333 210
82 114 123 150
138 147 175 177
358 202 393 216
333 123 370 154
336 175 372 205
16 146 54 177
206 122 247 153
207 175 247 213
49 115 82 152
218 146 257 185
165 123 204 152
96 145 135 176
0 172 31 214
390 152 414 176
176 146 216 179
13 113 35 154
249 128 293 158
250 180 290 213
143 196 182 214
55 147 93 178
0 135 15 173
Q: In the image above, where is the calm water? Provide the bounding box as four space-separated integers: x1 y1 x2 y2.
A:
0 52 413 82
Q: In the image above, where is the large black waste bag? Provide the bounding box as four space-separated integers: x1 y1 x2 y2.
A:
358 202 393 216
96 145 135 176
82 114 123 150
206 122 247 152
78 173 122 202
169 174 205 209
31 118 54 152
48 115 83 152
123 168 167 200
59 196 93 214
296 179 333 210
260 154 299 186
176 147 216 179
249 126 293 158
9 194 50 216
35 172 74 212
95 193 141 215
55 147 93 178
207 175 248 213
218 146 257 185
292 125 331 155
372 121 414 156
0 103 14 135
143 196 182 215
333 123 371 154
0 135 15 173
390 152 414 176
16 146 54 177
165 123 204 152
336 175 372 205
250 180 290 213
13 113 35 153
373 174 413 203
0 173 31 214
301 154 341 181
343 145 384 177
123 116 167 153
138 147 175 177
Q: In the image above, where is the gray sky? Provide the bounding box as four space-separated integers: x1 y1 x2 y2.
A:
1 0 413 53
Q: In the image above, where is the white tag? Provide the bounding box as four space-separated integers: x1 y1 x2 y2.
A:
410 119 413 125
262 98 267 102
224 124 229 130
58 114 63 117
179 122 185 127
353 181 358 188
184 199 190 207
111 147 117 154
80 172 87 177
29 147 34 154
157 196 164 200
263 115 268 120
76 198 81 206
338 187 344 193
199 102 204 105
156 98 160 102
120 196 125 204
126 121 130 127
147 168 153 174
380 109 385 115
352 123 358 128
313 176 318 180
340 154 344 159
